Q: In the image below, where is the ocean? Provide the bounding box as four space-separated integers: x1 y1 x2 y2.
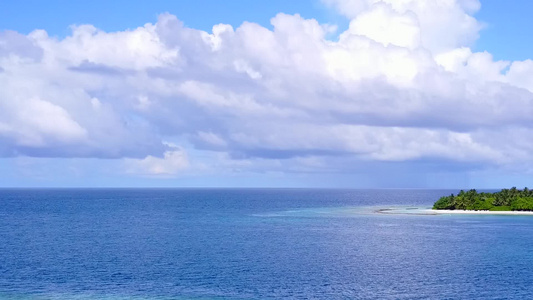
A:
1 188 532 299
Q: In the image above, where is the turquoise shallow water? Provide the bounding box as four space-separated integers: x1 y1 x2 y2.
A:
1 188 533 299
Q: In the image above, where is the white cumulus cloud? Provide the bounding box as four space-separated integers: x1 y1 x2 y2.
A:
1 1 533 178
124 146 189 176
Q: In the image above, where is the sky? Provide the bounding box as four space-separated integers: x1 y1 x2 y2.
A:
1 0 533 188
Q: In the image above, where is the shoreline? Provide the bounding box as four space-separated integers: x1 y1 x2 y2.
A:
431 209 533 215
375 207 533 216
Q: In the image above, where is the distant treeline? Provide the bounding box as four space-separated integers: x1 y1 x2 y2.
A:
433 187 533 211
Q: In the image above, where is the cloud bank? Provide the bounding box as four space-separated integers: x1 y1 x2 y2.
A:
2 0 533 178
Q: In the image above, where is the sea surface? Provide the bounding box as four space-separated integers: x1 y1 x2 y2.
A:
1 188 533 299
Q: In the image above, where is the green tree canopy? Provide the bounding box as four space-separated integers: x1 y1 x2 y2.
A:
433 187 533 211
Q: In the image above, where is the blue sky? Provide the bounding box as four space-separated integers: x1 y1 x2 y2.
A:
1 0 533 188
0 1 341 37
2 0 532 60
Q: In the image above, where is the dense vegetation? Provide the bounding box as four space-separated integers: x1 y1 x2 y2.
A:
433 187 533 211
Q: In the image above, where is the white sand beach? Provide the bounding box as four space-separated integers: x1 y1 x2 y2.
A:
429 209 533 215
376 207 533 216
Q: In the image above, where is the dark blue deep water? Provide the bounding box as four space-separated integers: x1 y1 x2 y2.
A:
1 189 533 299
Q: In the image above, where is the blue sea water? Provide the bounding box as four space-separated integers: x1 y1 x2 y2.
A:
1 188 533 299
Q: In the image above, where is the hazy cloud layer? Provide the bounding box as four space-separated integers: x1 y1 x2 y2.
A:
2 0 533 176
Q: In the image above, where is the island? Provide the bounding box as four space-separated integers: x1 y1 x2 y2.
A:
433 187 533 211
